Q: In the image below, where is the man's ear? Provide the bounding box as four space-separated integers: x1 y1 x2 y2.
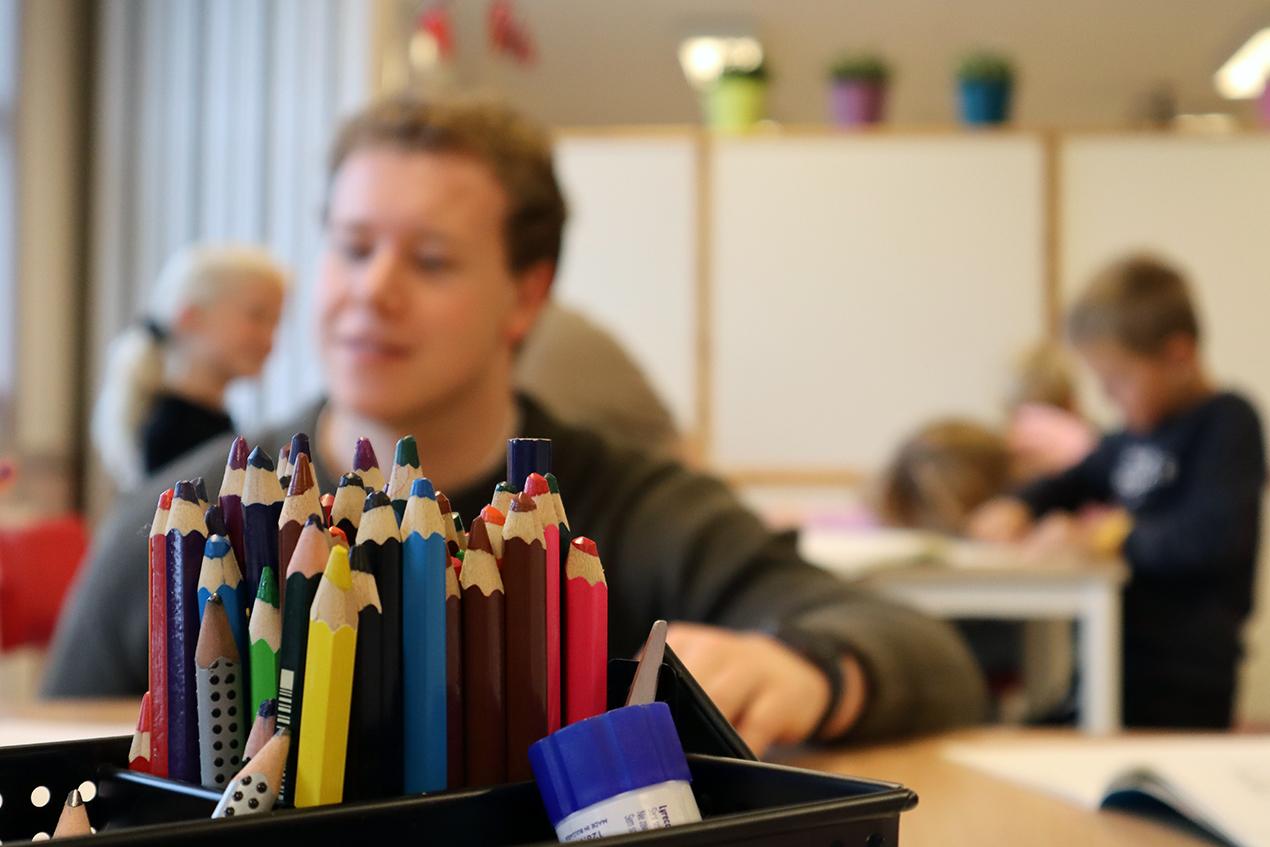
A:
505 260 555 346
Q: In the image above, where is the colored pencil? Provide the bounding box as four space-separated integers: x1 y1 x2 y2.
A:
331 526 350 548
445 557 463 789
436 492 463 557
129 691 152 772
242 447 284 605
218 436 249 568
277 516 329 805
198 534 249 665
249 566 281 719
193 476 210 511
506 437 552 494
344 536 383 802
386 435 422 524
53 789 90 838
400 477 448 793
345 490 401 800
196 595 247 789
148 488 172 779
203 503 228 538
352 436 385 493
277 442 292 481
166 479 208 783
478 506 506 562
330 472 365 545
502 492 548 780
212 728 290 818
545 473 570 534
460 517 505 786
279 452 322 613
320 493 334 526
525 473 562 734
491 481 514 520
245 698 277 762
289 431 313 479
565 537 608 725
296 544 359 808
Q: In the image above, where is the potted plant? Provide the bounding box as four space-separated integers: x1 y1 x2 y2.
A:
956 51 1014 125
705 62 768 132
828 53 890 127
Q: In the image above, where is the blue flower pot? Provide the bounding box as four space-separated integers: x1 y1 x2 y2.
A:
958 79 1011 125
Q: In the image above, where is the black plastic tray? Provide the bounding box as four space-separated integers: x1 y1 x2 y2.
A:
0 648 918 844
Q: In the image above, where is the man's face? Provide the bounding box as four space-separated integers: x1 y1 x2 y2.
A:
318 148 534 424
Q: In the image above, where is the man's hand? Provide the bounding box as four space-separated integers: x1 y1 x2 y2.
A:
968 497 1034 543
666 622 865 757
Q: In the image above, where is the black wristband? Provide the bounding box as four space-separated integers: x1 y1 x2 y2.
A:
775 626 846 743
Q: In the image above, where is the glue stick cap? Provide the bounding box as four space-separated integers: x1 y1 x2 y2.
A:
529 702 691 827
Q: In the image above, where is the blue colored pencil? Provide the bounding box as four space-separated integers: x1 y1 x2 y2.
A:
400 477 449 792
197 534 249 665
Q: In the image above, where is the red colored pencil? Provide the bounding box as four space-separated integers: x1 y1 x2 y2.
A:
129 691 153 772
320 493 334 527
502 492 547 780
524 473 561 734
565 537 607 724
460 517 505 786
148 488 172 778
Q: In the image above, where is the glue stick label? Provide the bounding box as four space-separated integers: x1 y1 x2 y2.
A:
554 780 701 842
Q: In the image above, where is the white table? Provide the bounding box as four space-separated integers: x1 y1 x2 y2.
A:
800 530 1129 734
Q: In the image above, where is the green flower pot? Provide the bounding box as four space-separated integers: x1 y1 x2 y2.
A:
705 77 767 132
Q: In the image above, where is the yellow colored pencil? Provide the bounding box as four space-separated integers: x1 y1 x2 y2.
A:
294 545 358 808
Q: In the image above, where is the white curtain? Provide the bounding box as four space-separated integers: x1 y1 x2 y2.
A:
87 0 377 443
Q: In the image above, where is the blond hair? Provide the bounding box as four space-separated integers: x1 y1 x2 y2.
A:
91 244 288 486
1067 254 1200 355
875 419 1012 535
1007 342 1077 412
328 96 567 273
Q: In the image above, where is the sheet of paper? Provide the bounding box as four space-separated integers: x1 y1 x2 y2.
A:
0 719 133 748
946 736 1270 847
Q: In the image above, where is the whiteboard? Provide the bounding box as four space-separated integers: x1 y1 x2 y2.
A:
1061 136 1270 436
710 135 1047 471
552 135 699 434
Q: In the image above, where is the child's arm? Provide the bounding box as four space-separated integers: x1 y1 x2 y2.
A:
1123 404 1265 578
969 439 1116 542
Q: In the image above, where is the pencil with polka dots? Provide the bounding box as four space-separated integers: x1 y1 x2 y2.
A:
212 728 290 818
196 595 247 790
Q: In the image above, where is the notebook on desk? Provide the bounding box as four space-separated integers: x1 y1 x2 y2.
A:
946 736 1270 847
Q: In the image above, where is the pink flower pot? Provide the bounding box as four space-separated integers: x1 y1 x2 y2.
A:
829 80 886 127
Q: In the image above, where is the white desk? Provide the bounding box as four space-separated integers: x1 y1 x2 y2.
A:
801 530 1129 734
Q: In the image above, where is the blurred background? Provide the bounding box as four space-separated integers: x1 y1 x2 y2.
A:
3 0 1270 727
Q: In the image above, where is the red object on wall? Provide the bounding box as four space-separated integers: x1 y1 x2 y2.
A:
0 516 88 650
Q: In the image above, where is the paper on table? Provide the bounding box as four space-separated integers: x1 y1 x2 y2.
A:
946 736 1270 847
0 719 134 748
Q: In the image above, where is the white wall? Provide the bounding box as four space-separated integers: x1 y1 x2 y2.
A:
380 0 1267 129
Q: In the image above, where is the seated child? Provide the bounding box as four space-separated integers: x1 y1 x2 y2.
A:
970 255 1266 728
1005 342 1096 481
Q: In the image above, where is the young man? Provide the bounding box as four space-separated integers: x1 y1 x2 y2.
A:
45 98 986 754
971 255 1265 728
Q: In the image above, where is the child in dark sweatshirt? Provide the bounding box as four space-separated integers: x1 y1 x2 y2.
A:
971 255 1265 728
